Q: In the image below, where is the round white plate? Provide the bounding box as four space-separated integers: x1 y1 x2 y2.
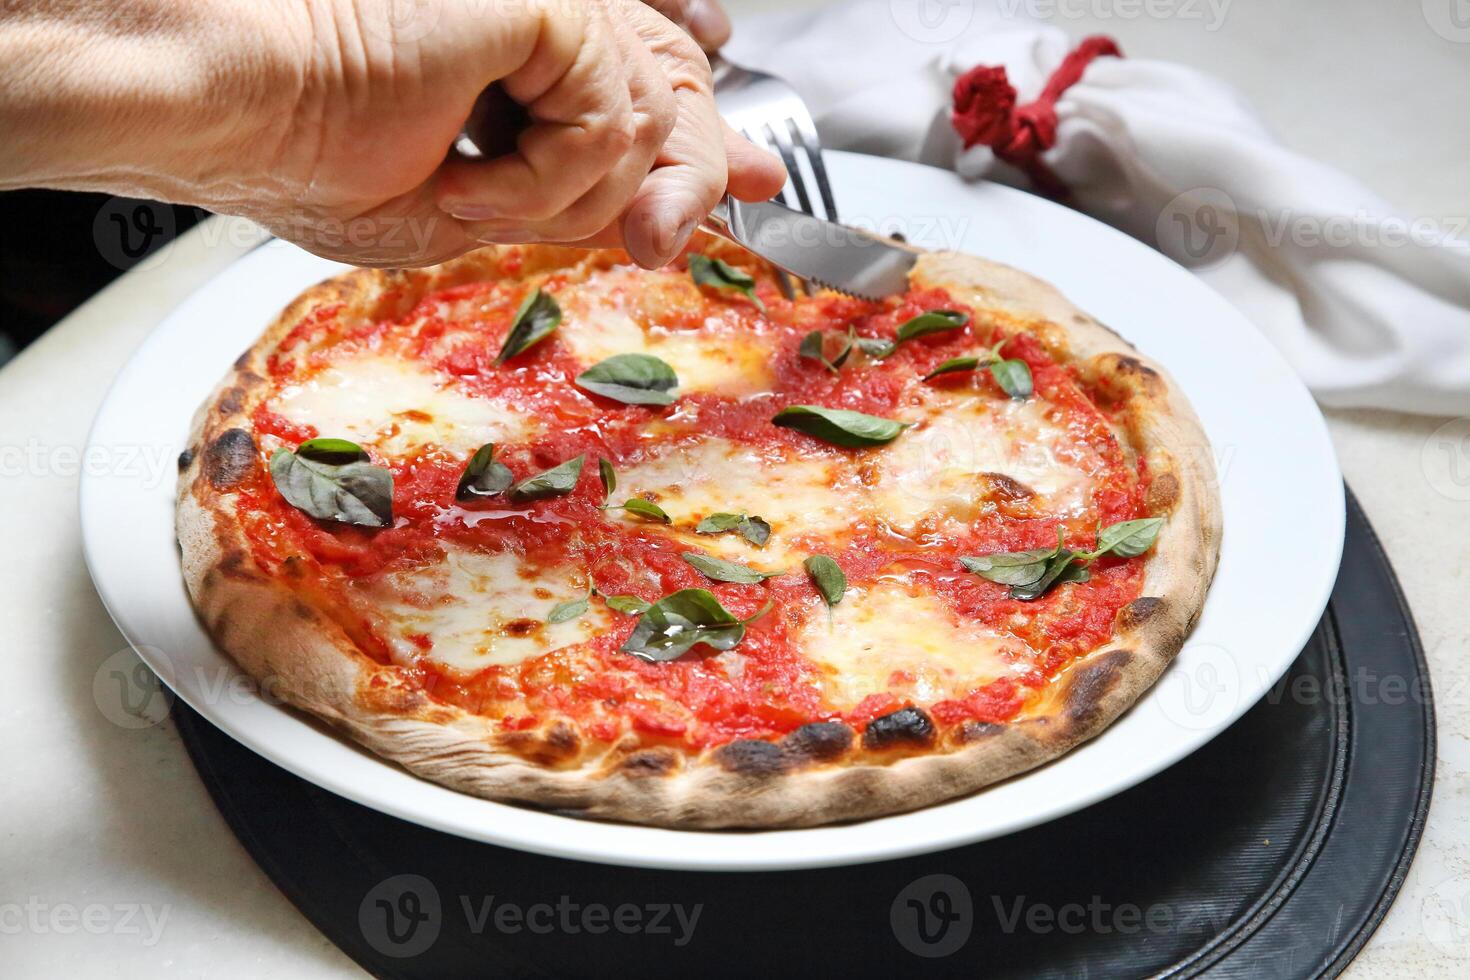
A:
81 152 1343 871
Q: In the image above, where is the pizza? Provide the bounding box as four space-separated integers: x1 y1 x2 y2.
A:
176 235 1220 828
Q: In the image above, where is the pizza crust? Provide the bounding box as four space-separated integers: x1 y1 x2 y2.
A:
176 241 1221 829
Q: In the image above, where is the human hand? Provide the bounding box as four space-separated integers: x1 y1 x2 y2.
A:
642 0 733 51
0 0 784 268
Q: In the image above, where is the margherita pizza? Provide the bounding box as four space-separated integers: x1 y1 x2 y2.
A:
176 236 1220 828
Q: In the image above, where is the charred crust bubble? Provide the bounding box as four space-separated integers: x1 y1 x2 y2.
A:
862 707 936 751
1062 650 1131 731
713 723 855 776
177 447 195 471
956 721 1006 744
1107 353 1165 398
218 549 246 575
216 386 247 416
781 722 853 762
544 721 581 759
1117 596 1164 632
714 739 788 776
203 428 258 489
620 748 677 776
1114 355 1158 379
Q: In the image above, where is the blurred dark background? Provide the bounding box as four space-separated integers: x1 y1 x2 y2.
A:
0 190 203 367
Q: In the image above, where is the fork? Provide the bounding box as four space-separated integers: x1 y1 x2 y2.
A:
711 53 838 295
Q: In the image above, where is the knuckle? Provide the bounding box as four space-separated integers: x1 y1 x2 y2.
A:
557 206 616 242
663 36 712 90
521 197 568 222
601 114 638 156
639 89 678 144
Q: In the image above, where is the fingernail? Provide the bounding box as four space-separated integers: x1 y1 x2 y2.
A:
443 202 501 221
686 0 731 48
626 193 703 269
471 227 533 244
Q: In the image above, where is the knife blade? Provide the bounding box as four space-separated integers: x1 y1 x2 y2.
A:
700 198 922 300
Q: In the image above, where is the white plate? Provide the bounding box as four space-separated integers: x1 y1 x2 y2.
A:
81 152 1343 871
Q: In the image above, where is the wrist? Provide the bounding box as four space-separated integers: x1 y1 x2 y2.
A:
0 1 309 201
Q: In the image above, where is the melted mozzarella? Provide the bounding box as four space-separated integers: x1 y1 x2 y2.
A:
358 549 604 674
559 269 774 395
270 355 536 455
799 581 1033 709
611 436 855 559
871 391 1096 530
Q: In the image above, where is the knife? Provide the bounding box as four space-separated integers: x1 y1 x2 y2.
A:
700 197 922 301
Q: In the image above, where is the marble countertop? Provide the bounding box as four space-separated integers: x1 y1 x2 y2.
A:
1 2 1466 975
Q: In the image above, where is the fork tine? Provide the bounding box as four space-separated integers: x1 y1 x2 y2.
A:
761 123 816 295
788 117 838 223
739 127 798 301
764 122 814 216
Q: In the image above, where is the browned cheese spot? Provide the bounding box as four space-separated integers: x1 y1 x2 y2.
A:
501 618 540 638
981 472 1036 501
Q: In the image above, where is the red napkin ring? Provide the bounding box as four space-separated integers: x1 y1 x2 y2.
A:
951 35 1122 199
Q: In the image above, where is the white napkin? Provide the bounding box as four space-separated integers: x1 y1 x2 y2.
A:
726 0 1470 416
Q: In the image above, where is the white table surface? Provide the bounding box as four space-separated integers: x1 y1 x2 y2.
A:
2 2 1467 975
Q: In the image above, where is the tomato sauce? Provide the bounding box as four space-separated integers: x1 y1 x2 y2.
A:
232 261 1151 749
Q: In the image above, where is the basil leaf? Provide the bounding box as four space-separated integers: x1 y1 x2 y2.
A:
494 288 561 365
798 330 828 367
269 445 393 528
962 528 1096 599
799 328 856 373
612 498 671 523
696 512 744 534
829 328 857 369
1091 517 1164 558
1056 563 1091 585
456 443 514 501
695 512 772 547
575 353 679 406
959 548 1058 587
296 437 369 463
855 336 896 359
598 457 616 503
803 554 846 607
1009 549 1077 601
603 594 652 615
895 309 969 344
923 356 982 381
738 515 772 547
857 310 968 362
688 253 766 313
620 588 749 661
772 405 910 448
989 358 1033 399
508 454 584 502
681 552 782 584
547 592 590 624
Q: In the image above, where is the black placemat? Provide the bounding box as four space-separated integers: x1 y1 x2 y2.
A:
173 488 1432 978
